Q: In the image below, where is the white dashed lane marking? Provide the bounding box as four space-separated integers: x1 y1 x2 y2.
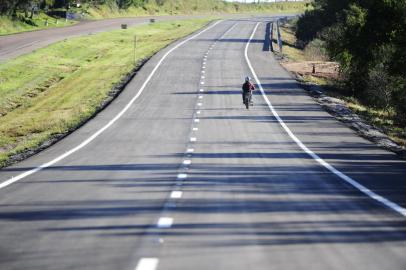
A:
183 160 192 165
137 22 239 270
170 191 183 199
135 258 159 270
157 217 173 228
0 20 224 191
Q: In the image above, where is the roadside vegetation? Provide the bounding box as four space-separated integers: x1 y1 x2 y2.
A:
276 0 406 147
0 18 214 167
0 14 75 35
0 0 310 35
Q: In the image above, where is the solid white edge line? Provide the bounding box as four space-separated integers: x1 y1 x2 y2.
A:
135 258 159 270
0 20 224 190
245 22 406 217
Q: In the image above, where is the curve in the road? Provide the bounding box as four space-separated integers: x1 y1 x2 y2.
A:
245 23 406 217
0 16 208 61
0 20 222 190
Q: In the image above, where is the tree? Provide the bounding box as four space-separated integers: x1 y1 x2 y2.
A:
296 0 406 124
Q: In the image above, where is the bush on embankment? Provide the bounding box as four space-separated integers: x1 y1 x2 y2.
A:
295 0 406 126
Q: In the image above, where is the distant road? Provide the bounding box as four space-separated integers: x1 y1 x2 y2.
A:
0 14 295 62
1 16 405 270
0 15 209 61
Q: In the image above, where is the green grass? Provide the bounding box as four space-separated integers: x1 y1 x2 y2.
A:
0 1 309 35
0 14 76 36
85 1 309 17
325 90 406 147
272 21 306 62
0 18 215 167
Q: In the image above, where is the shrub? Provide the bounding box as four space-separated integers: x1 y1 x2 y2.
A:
304 38 328 61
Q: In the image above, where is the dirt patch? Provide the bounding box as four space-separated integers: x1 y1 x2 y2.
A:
281 61 340 80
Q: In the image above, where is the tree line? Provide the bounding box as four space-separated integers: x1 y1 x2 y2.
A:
296 0 406 125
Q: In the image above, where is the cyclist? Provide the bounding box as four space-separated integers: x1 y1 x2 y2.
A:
242 76 255 107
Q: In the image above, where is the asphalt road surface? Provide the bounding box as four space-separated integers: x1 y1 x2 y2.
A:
0 17 406 270
0 14 216 61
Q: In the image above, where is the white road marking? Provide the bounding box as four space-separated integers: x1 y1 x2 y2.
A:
171 191 183 199
190 137 197 142
202 70 205 74
194 119 200 123
193 127 199 131
200 82 205 85
135 258 159 270
201 76 205 79
196 111 201 114
187 148 194 153
245 22 406 217
200 89 204 92
157 217 173 228
0 20 224 190
177 173 187 179
198 96 203 99
197 103 203 106
183 160 191 165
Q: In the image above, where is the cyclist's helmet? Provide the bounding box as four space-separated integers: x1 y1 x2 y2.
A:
245 76 251 82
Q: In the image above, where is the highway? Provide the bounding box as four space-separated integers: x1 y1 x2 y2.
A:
0 17 406 270
0 14 215 61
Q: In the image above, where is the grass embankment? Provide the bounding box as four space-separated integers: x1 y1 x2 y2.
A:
86 1 308 18
0 1 309 35
0 18 215 167
0 14 76 35
275 19 406 147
